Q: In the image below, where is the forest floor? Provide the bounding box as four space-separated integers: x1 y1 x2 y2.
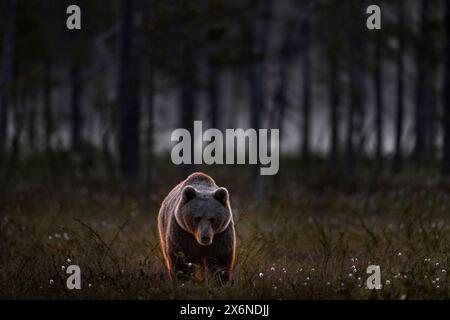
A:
0 155 449 299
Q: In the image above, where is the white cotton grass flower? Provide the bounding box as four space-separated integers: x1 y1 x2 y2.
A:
67 258 71 263
270 266 275 272
385 280 391 285
397 252 402 257
88 283 92 288
49 279 54 285
61 266 65 271
259 272 264 278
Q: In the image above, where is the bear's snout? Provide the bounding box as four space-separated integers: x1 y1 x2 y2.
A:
196 231 213 246
200 235 212 245
196 222 214 246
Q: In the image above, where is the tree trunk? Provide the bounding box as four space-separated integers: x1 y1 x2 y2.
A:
10 91 25 166
43 60 53 151
145 64 155 189
70 61 82 151
0 0 16 159
250 0 273 132
208 60 220 130
346 0 366 176
443 0 450 175
329 53 339 163
394 0 405 172
414 0 430 162
273 64 287 148
301 17 312 161
179 29 196 177
28 93 37 151
118 0 140 181
248 0 273 201
374 34 384 160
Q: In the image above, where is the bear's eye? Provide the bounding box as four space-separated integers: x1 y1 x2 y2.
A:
209 218 216 224
194 217 201 223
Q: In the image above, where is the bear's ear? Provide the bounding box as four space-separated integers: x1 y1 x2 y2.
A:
181 186 197 205
214 187 229 206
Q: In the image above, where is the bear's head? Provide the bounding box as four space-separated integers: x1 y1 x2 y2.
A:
175 185 232 246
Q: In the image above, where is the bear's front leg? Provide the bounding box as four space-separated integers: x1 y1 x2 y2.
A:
205 254 233 283
169 251 194 280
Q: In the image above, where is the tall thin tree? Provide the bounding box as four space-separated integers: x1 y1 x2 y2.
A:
118 0 140 181
443 0 450 175
249 0 273 132
326 0 341 164
249 0 273 200
178 1 197 176
70 60 82 151
346 0 366 176
374 32 384 160
300 16 312 161
414 0 431 162
0 0 16 159
394 0 405 172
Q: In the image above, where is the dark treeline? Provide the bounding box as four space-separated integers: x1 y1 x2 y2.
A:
0 0 449 185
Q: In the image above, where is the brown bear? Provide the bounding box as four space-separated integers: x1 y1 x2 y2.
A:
157 172 235 282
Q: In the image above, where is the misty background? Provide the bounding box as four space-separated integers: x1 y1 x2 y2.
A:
0 0 449 185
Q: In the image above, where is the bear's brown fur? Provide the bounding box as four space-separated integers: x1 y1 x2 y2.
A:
157 172 236 282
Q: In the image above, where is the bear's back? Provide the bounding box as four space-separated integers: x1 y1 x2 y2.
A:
182 172 218 193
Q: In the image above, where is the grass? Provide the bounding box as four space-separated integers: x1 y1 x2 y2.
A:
0 156 449 299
